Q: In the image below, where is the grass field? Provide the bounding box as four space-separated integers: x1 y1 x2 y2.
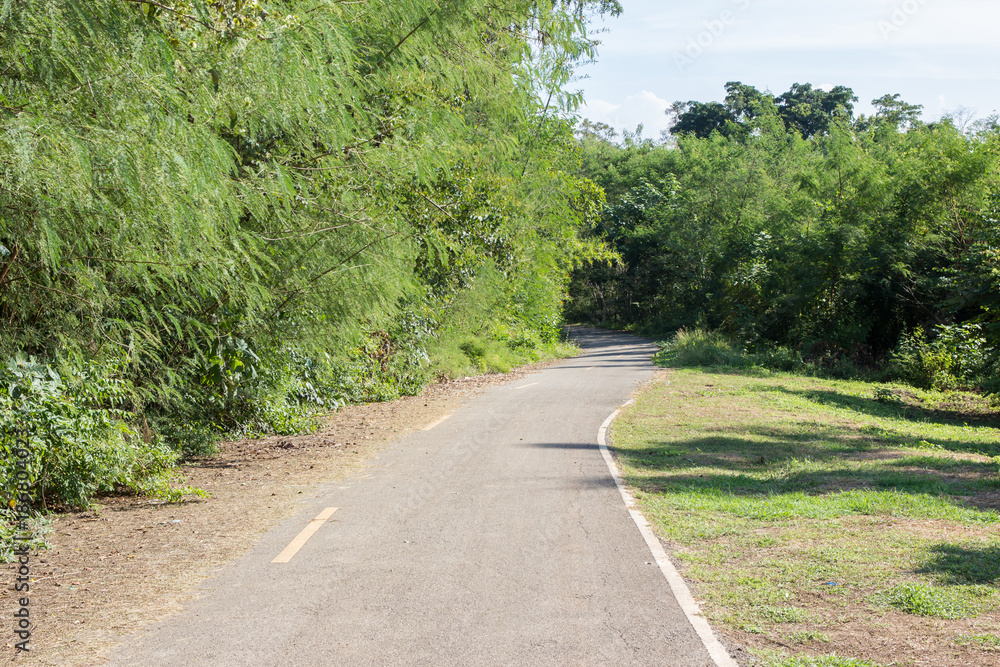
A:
612 368 1000 667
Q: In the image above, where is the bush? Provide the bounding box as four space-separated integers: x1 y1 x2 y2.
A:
321 330 429 404
754 346 806 372
656 328 801 370
655 329 891 378
655 329 754 368
0 355 202 509
889 325 987 390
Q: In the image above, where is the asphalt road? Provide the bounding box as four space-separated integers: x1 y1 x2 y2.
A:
105 327 718 666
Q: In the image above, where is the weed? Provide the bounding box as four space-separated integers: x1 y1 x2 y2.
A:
954 633 1000 650
908 440 943 451
757 605 811 624
751 649 884 667
872 387 897 404
874 582 995 619
787 630 832 644
0 513 50 563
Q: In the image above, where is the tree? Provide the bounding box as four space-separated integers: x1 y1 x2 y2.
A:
723 81 777 125
857 94 924 131
0 0 619 455
775 83 858 138
668 101 738 139
669 81 855 142
574 81 1000 373
576 119 619 143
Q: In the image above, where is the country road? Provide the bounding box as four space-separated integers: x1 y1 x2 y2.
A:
105 328 726 666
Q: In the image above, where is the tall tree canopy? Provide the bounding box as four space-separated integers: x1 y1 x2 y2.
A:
670 81 858 140
0 0 619 461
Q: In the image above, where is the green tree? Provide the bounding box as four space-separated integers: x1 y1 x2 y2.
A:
855 94 924 133
668 101 738 140
572 81 1000 381
669 81 855 142
0 0 619 503
775 83 858 138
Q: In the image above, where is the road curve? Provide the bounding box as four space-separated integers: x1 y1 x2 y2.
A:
105 327 719 666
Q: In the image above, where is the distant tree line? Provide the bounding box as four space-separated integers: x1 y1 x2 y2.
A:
570 82 1000 389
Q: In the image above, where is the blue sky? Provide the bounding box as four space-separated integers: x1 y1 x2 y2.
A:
573 0 1000 139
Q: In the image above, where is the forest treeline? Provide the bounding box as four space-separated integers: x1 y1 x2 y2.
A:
570 81 1000 391
0 0 620 514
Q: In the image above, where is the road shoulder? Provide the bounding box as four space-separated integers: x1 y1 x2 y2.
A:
1 368 549 665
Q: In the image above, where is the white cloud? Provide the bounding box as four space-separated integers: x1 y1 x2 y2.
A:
937 95 948 115
579 90 672 140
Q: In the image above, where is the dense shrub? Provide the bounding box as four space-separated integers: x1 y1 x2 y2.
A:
0 356 202 509
654 329 754 369
889 324 988 390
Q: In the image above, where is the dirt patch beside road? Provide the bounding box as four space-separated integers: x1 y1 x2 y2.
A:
2 367 547 666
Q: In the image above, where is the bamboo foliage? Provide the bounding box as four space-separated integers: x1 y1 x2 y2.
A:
0 0 613 428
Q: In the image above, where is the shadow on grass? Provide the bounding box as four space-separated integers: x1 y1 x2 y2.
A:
614 423 999 513
655 363 775 379
919 544 1000 584
775 387 1000 432
706 385 1000 457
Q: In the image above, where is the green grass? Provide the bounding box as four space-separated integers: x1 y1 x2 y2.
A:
786 630 831 644
874 582 995 619
751 650 885 667
427 331 577 379
612 368 1000 665
955 633 1000 650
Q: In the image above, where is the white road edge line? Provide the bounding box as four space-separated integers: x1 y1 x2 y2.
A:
598 402 738 667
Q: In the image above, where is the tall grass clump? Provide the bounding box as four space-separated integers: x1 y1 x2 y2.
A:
654 329 755 368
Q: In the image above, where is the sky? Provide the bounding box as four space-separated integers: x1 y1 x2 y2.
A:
573 0 1000 140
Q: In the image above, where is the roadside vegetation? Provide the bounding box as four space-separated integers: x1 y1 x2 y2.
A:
612 332 1000 666
569 82 1000 395
0 0 616 547
574 85 1000 663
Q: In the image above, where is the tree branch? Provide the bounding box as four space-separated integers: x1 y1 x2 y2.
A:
118 0 222 33
274 230 403 313
0 243 19 290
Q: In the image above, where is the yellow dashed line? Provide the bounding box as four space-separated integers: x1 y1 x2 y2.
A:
272 508 338 563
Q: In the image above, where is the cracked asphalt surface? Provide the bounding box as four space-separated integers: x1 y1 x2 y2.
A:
104 328 716 666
